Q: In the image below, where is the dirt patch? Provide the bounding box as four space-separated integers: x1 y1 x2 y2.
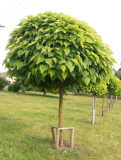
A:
17 142 27 146
97 115 108 117
52 142 78 150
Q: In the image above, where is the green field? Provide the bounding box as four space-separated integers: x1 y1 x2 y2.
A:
0 90 121 160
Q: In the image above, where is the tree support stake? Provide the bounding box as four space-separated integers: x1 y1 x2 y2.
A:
51 126 74 148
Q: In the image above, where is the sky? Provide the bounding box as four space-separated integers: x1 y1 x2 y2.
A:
0 0 121 72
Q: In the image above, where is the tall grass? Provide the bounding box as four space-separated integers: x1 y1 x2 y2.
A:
0 90 121 160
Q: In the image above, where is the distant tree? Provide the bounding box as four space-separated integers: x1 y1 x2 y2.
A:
107 76 121 109
0 76 7 90
3 12 116 147
8 83 20 92
82 83 107 124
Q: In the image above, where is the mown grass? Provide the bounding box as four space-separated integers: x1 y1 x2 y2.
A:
0 90 121 160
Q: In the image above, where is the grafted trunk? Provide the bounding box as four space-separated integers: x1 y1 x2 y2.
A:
102 95 105 116
59 80 63 147
92 94 96 124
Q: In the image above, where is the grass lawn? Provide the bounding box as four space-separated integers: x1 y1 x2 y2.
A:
0 90 121 160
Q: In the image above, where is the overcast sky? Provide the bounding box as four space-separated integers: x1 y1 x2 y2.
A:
0 0 121 72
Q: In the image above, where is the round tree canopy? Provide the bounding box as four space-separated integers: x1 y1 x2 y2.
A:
82 83 107 95
3 12 116 90
107 76 121 96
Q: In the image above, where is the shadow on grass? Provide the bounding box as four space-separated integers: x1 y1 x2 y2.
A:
3 90 59 99
25 92 59 99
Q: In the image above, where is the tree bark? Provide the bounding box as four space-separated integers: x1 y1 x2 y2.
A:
102 95 105 116
92 94 96 124
43 91 46 96
110 95 113 110
59 80 63 147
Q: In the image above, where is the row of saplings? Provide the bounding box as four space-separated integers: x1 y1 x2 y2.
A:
1 75 121 125
81 75 121 124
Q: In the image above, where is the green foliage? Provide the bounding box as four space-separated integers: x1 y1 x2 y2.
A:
8 84 13 91
8 83 20 92
82 83 107 95
107 76 121 96
3 12 116 91
0 76 7 90
21 85 26 93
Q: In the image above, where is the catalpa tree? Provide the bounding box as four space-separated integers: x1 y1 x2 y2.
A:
82 83 107 124
107 76 121 109
3 12 116 147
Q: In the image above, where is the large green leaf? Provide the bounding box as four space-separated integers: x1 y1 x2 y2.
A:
40 65 49 73
36 43 43 50
62 71 68 80
45 58 52 66
53 57 57 63
59 59 66 64
57 71 63 81
64 47 70 56
24 50 29 57
17 61 26 70
70 65 75 72
65 61 72 68
65 61 74 72
84 77 90 85
36 55 44 64
71 58 78 65
48 52 54 57
57 50 63 56
61 65 66 72
64 41 70 47
56 40 63 45
18 50 24 57
28 72 31 79
90 68 95 75
70 35 76 42
54 35 58 39
83 70 89 77
49 69 56 78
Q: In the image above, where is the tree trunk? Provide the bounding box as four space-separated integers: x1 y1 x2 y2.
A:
107 95 109 109
102 95 105 116
59 80 63 147
110 95 113 110
43 91 46 96
92 94 96 124
113 95 115 104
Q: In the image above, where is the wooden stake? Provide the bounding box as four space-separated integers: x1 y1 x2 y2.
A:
56 128 59 148
51 127 56 143
70 129 74 148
